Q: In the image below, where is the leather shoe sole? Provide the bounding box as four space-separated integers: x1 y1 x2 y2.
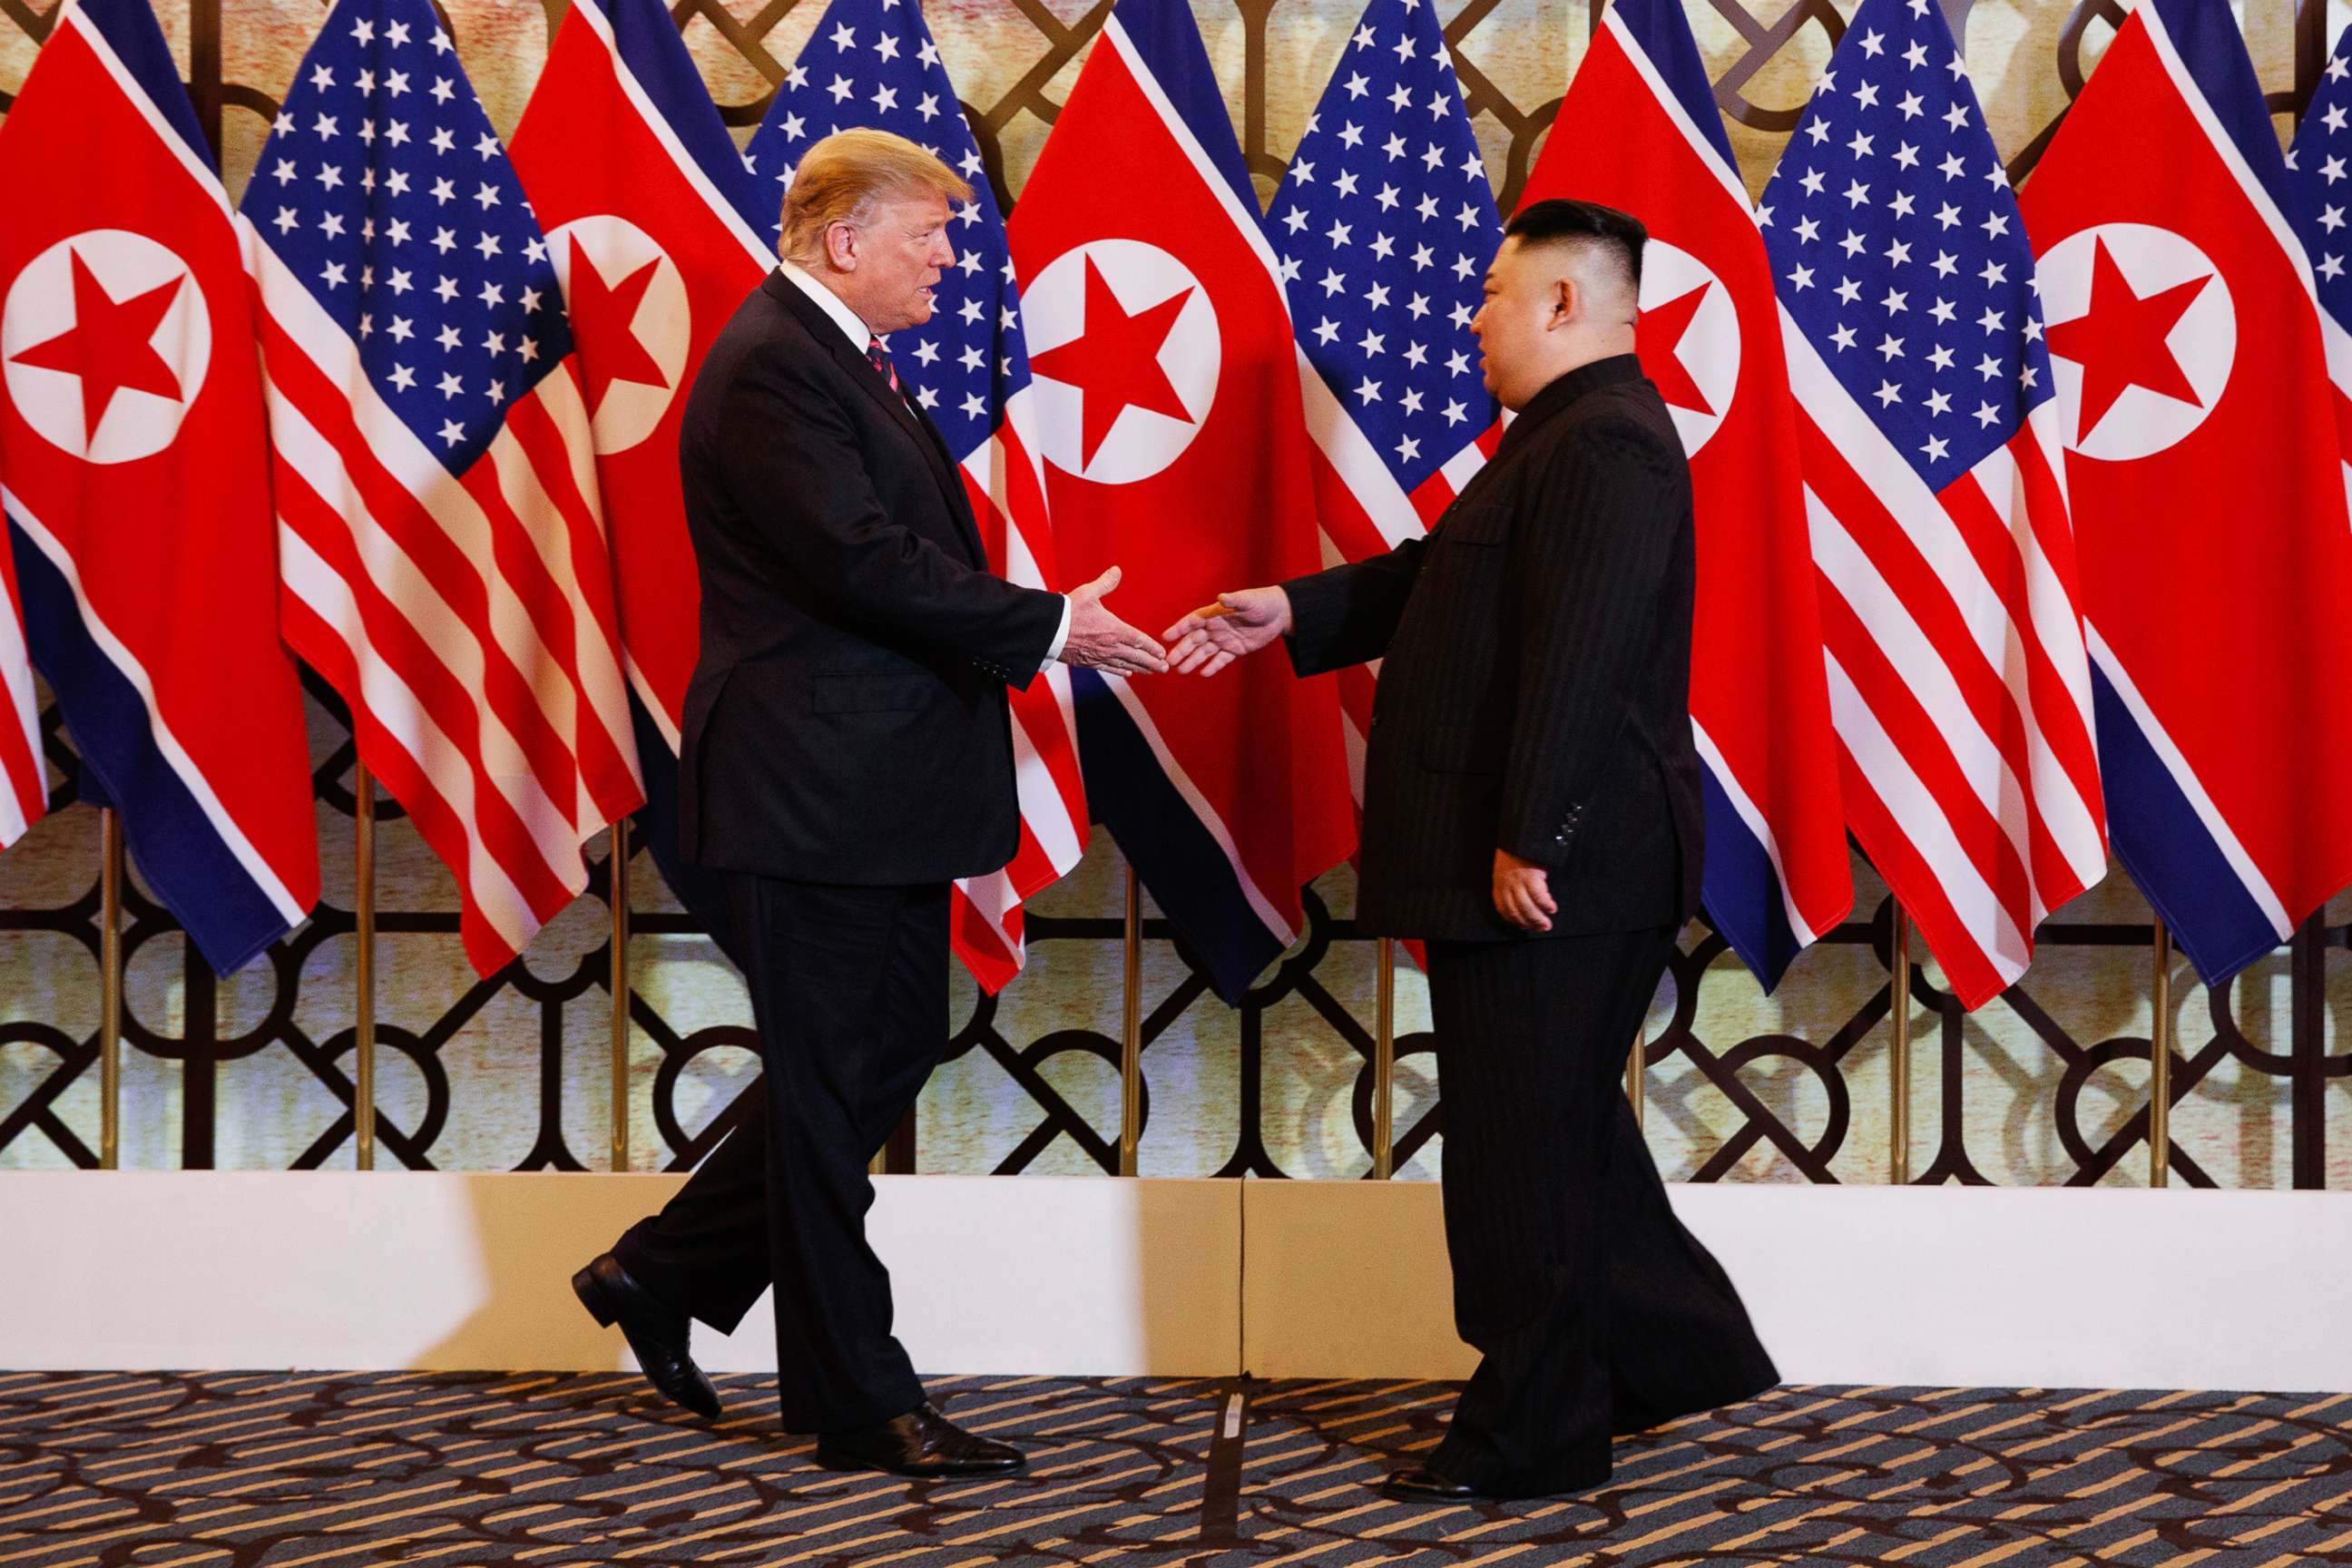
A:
812 1404 1026 1478
1379 1466 1483 1503
812 1443 1024 1479
1380 1464 1607 1503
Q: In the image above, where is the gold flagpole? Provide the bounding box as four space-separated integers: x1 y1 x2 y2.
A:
1120 864 1142 1177
2150 918 2171 1189
1373 936 1396 1179
1627 1028 1645 1133
1889 902 1911 1186
354 763 376 1171
98 809 123 1171
610 818 632 1173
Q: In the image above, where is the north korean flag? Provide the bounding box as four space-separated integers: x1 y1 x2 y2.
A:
2020 0 2352 985
1524 0 1850 988
0 0 318 968
1006 0 1355 1002
510 0 772 962
512 0 769 745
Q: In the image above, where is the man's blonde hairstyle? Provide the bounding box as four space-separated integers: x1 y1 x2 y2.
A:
779 128 974 267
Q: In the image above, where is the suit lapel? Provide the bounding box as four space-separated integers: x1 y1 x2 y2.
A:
902 393 991 568
765 274 987 569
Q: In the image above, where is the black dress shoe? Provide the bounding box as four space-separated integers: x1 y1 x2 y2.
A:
1380 1465 1484 1503
1381 1463 1608 1503
815 1403 1024 1478
572 1253 722 1421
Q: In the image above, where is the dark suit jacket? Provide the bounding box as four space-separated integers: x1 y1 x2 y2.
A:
1282 354 1702 942
676 270 1064 885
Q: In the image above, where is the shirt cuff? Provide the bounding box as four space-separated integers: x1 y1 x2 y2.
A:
1041 593 1073 671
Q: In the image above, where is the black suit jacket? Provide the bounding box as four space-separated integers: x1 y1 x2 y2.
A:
675 270 1064 885
1282 354 1703 942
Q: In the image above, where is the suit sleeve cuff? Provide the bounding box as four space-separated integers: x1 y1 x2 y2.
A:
1497 799 1585 871
1040 594 1073 671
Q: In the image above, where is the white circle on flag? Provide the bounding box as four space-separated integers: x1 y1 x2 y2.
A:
1023 239 1220 485
2 229 211 465
546 214 691 456
1636 240 1740 458
2036 221 2236 462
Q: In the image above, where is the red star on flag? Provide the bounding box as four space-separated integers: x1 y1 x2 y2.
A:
8 247 186 443
565 236 670 417
1635 280 1715 418
2045 237 2211 445
1028 254 1194 468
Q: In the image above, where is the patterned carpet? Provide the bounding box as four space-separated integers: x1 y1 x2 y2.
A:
2 1371 2348 1566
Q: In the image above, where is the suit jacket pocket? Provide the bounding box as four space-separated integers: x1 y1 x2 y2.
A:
1420 720 1509 774
812 671 934 714
1438 503 1510 546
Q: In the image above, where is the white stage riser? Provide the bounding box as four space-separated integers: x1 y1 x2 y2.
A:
5 1172 2346 1391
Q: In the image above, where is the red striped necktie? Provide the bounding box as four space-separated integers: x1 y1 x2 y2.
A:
865 336 901 396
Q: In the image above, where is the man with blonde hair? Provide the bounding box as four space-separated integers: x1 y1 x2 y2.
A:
573 128 1165 1478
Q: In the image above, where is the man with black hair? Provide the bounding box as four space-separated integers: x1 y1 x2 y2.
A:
1165 198 1779 1502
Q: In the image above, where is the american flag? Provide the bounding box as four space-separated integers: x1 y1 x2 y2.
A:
1760 0 2104 1010
0 514 39 850
1264 0 1499 812
2290 26 2352 478
240 0 644 975
744 0 1088 994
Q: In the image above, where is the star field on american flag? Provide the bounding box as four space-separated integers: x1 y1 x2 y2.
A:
2288 31 2352 318
243 0 573 473
1759 0 2049 491
742 0 1028 458
1264 0 1498 491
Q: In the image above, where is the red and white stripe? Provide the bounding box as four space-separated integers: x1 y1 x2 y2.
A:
0 534 44 849
948 386 1089 993
245 230 642 975
1787 315 2104 1009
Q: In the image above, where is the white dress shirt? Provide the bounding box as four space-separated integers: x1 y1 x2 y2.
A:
773 261 1071 669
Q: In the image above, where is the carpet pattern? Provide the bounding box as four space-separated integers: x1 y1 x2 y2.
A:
2 1371 2348 1565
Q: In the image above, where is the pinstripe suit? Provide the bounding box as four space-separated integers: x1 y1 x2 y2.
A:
1284 355 1778 1494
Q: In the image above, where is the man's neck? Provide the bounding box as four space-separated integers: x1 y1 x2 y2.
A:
777 257 875 346
811 271 869 326
1506 337 1638 411
1558 332 1636 377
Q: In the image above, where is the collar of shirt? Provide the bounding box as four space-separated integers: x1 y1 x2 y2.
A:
775 259 873 351
1497 352 1646 454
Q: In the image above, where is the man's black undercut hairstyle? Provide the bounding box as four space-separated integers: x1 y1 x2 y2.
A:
1503 198 1647 296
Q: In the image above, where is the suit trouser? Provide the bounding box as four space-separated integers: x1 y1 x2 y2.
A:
612 873 949 1433
1424 926 1779 1494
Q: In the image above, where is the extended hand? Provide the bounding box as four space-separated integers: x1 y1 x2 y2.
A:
1493 848 1556 933
1062 566 1170 676
1161 585 1292 676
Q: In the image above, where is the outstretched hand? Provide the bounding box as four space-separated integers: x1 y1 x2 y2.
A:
1161 585 1292 676
1061 566 1170 676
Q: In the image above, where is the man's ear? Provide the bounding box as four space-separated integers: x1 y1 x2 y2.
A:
825 220 858 272
1548 275 1579 331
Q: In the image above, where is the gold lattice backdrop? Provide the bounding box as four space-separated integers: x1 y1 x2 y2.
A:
2 0 2348 1188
